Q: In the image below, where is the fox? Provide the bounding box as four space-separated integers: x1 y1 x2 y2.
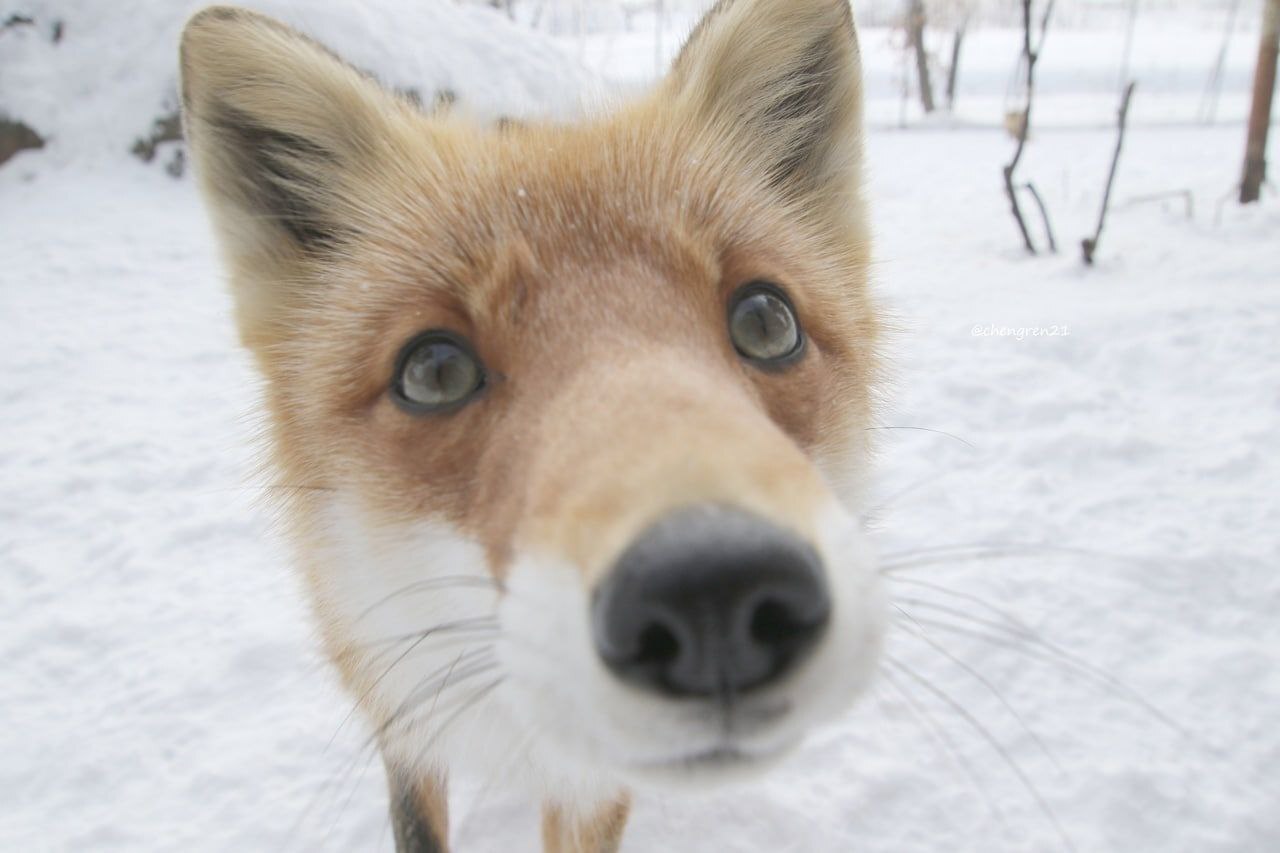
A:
180 0 885 849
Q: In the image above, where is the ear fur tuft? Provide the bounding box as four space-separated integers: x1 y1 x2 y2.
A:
179 6 422 351
180 5 408 256
665 0 863 204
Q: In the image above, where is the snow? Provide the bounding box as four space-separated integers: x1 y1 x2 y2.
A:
1 0 600 167
2 2 1279 851
577 9 1264 126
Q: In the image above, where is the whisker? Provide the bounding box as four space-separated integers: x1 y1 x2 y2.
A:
304 653 503 844
865 425 978 450
354 577 504 624
865 470 958 520
424 649 472 724
894 610 1063 773
875 670 1005 824
892 603 928 635
374 653 500 746
897 609 1199 744
328 624 496 753
895 596 1039 644
888 575 1040 634
283 613 501 844
879 541 1151 574
200 483 339 496
328 733 386 844
885 657 1076 853
354 617 500 652
257 483 338 493
456 718 541 834
285 745 373 853
323 650 494 813
408 677 506 766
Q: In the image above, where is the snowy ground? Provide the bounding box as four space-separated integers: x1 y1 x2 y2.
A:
3 3 1279 852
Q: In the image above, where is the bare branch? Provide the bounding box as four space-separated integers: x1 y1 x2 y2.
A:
1022 182 1058 253
1082 81 1137 265
1002 0 1055 254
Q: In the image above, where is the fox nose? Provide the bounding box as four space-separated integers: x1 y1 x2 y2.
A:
591 505 830 698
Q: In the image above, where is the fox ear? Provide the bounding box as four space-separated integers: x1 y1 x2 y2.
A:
180 7 416 344
180 7 414 252
665 0 863 206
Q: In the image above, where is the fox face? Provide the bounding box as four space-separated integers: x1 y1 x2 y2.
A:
182 0 884 832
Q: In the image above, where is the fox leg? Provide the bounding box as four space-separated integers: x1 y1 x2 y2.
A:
541 795 630 853
387 766 449 853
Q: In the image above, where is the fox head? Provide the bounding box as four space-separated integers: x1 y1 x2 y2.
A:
182 0 884 795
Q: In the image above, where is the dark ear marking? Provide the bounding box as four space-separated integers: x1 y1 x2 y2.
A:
209 106 339 250
669 0 861 200
767 25 851 191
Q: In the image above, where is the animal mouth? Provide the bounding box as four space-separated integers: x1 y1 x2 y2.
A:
631 726 795 774
633 744 753 772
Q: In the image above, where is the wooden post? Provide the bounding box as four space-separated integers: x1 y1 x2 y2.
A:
1240 0 1279 203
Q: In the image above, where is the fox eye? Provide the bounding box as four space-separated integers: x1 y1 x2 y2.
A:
728 282 803 367
392 332 485 413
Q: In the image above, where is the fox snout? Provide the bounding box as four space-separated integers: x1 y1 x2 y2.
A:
592 505 830 698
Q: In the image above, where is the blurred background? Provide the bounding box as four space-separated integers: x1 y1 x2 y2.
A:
2 1 1277 851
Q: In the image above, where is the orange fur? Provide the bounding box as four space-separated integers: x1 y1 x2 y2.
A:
542 797 630 853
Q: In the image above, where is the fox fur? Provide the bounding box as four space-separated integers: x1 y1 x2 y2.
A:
181 0 884 849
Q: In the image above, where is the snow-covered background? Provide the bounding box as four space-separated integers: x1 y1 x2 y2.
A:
2 0 1277 850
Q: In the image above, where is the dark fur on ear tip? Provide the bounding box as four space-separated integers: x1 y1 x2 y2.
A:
209 105 340 250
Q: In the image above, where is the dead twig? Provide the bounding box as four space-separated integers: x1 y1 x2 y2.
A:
1021 183 1057 252
1082 81 1137 265
1002 0 1057 254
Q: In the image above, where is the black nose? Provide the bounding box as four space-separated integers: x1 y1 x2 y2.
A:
591 505 830 698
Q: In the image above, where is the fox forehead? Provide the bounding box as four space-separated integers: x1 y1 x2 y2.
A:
314 113 865 312
296 114 875 392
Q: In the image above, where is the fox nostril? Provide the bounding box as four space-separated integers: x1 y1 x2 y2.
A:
636 622 680 667
591 505 830 698
750 598 800 645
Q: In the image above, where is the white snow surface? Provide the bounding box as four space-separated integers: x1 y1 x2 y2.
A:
3 2 1280 851
0 0 600 166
